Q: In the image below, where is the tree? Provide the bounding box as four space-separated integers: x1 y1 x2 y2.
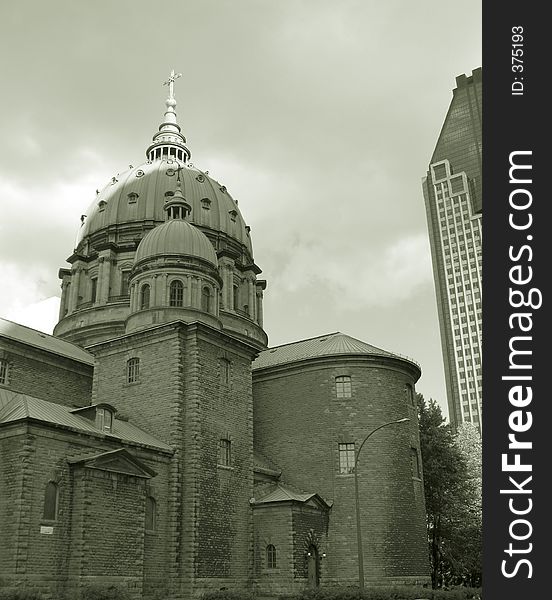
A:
417 395 481 587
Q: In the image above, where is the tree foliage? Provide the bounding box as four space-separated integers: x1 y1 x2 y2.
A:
417 395 482 588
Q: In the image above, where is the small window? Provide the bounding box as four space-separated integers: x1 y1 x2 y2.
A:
96 407 113 433
98 200 107 212
140 284 150 310
121 270 131 296
169 280 184 307
335 376 352 398
338 443 355 474
233 284 239 310
411 448 421 479
201 286 212 313
0 359 9 385
220 359 231 385
127 192 139 203
405 383 415 406
127 358 140 384
145 496 156 532
43 482 59 521
266 544 277 569
219 439 232 467
90 278 97 303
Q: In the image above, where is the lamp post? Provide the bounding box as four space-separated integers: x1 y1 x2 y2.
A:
354 417 410 590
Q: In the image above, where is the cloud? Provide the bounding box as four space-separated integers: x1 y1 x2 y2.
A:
4 296 60 335
270 233 432 309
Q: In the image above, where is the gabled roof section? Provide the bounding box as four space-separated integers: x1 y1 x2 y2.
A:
0 390 171 453
253 332 419 371
67 448 156 478
253 483 332 510
0 318 93 365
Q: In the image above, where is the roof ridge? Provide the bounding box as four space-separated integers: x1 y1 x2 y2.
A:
263 332 341 351
0 317 55 339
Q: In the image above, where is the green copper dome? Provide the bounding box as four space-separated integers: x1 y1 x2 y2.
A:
135 219 218 266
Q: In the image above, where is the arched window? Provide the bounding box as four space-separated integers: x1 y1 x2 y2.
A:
120 270 131 296
145 496 156 532
233 284 239 310
140 284 150 310
169 280 184 307
201 286 212 313
127 357 140 384
43 482 59 521
266 544 277 569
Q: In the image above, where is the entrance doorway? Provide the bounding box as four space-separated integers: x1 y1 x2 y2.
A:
307 545 319 589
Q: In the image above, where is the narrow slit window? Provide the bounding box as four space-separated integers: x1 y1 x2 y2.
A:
43 482 59 521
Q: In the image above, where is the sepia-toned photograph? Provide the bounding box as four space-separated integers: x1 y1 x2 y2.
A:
0 2 482 600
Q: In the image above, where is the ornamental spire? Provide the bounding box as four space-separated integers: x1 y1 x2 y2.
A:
164 165 192 221
146 69 191 162
163 69 182 101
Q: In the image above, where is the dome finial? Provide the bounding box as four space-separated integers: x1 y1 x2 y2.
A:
164 164 192 221
146 69 191 162
163 69 182 102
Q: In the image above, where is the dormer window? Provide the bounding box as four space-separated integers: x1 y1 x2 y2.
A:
127 192 139 203
229 209 238 222
70 403 117 434
201 198 211 210
98 200 107 212
96 407 113 433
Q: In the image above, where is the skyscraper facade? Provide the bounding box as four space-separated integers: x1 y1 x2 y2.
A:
422 68 482 434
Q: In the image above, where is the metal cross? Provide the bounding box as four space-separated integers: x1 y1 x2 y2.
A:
163 69 182 100
174 164 185 183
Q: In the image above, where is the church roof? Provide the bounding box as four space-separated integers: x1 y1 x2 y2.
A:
0 390 172 453
0 318 93 365
253 483 332 509
253 332 419 371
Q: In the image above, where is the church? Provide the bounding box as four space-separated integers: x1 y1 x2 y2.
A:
0 73 429 600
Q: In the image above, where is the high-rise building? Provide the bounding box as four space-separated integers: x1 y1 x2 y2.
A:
422 68 482 434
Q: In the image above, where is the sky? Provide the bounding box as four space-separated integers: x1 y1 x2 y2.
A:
0 0 481 419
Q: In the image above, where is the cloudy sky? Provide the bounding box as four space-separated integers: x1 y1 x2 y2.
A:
0 0 481 419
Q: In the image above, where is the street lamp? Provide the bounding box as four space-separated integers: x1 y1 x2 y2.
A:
354 417 410 590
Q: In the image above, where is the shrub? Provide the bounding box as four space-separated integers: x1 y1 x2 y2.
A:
0 591 46 600
277 586 482 600
201 592 256 600
80 583 133 600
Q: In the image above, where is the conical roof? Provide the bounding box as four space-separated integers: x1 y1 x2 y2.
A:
253 332 419 372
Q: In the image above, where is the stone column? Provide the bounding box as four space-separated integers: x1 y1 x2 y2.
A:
69 267 82 312
98 254 113 304
256 289 264 327
185 275 192 307
59 281 68 319
248 278 255 319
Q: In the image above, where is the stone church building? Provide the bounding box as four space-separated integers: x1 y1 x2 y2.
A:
0 79 429 599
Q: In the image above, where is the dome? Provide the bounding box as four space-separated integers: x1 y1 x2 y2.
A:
77 159 253 256
135 219 218 266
